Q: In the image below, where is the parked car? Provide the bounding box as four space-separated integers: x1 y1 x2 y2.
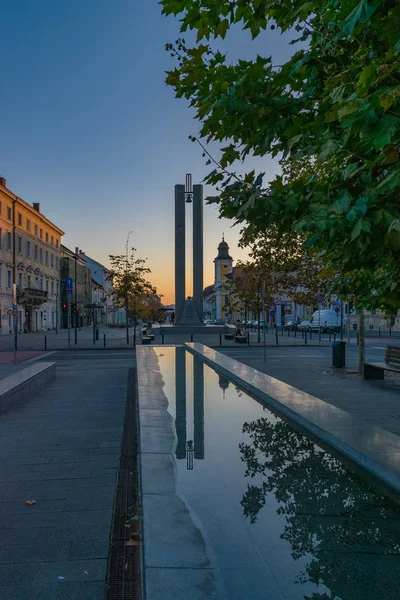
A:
284 320 299 331
309 310 341 332
297 320 311 331
246 320 255 327
203 319 214 325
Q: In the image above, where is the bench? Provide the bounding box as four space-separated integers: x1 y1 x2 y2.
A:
235 332 248 344
364 345 400 379
225 323 237 340
141 328 152 345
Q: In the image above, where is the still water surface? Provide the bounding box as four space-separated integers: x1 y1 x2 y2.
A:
157 347 400 600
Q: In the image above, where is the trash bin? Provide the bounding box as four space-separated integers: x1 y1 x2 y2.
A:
332 340 346 368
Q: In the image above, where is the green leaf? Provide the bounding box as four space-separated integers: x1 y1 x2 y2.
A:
217 19 229 39
357 63 377 89
351 218 363 240
342 0 377 35
318 139 339 161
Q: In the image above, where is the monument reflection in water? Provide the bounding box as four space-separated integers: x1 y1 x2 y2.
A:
157 347 400 600
175 347 204 468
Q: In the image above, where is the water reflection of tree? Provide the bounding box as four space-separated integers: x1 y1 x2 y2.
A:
239 417 400 600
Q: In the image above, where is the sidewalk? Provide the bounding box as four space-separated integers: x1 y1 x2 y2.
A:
0 353 129 599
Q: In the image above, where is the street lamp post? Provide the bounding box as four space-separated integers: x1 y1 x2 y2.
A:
55 293 59 334
74 253 78 345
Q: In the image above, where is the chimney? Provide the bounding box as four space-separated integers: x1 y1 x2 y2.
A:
0 177 6 187
33 202 40 212
75 247 79 255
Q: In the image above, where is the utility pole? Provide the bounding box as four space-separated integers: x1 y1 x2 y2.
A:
12 198 17 360
74 252 78 345
262 280 267 362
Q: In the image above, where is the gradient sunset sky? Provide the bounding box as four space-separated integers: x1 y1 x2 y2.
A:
0 1 294 304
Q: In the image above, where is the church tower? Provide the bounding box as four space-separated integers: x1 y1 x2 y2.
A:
213 236 233 322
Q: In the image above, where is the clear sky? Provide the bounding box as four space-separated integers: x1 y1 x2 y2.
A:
0 1 294 304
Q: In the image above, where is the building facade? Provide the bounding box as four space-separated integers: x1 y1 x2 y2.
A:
203 237 234 324
0 177 64 334
60 246 92 328
77 251 125 326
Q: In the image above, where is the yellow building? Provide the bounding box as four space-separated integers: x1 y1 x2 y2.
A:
0 177 64 333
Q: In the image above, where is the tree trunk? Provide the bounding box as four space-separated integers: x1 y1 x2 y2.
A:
358 310 365 378
258 310 261 343
125 298 129 345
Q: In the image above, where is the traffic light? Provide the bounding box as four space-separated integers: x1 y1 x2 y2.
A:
349 301 355 314
62 303 67 311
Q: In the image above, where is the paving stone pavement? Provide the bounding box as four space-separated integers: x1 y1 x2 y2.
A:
0 351 132 600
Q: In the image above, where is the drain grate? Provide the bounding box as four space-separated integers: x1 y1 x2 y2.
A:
106 367 142 600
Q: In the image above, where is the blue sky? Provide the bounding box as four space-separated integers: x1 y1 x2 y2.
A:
0 1 295 302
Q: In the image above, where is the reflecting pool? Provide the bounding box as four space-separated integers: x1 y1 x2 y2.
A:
155 347 400 600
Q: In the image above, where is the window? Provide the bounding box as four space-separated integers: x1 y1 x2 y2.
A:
7 232 12 251
56 239 59 249
7 270 12 288
34 224 38 236
27 219 31 232
0 228 2 248
45 251 49 265
56 256 59 269
46 232 49 243
18 236 22 254
27 275 31 288
51 281 54 295
27 240 31 258
18 213 22 226
40 278 43 290
7 207 12 221
40 228 43 239
46 279 49 292
0 201 2 214
51 253 54 267
34 245 38 260
40 248 43 262
51 236 54 246
18 272 23 288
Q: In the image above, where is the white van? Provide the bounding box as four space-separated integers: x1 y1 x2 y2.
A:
309 309 341 332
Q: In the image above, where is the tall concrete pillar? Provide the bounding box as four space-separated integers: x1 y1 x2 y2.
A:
193 184 203 322
175 185 186 324
175 347 186 460
193 357 204 460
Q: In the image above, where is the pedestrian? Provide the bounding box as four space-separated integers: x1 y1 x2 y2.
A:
171 311 175 325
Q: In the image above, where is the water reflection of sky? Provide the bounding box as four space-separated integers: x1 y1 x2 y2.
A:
156 347 400 600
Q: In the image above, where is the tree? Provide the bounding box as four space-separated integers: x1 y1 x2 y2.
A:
107 248 157 345
161 0 400 314
140 295 167 324
239 416 400 599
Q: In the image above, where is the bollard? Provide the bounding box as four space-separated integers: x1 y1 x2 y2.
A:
281 327 284 336
162 333 164 345
305 330 308 345
295 329 297 338
248 332 250 346
275 329 279 346
390 327 392 337
288 329 290 337
334 332 337 341
319 329 321 341
310 330 312 340
96 327 99 341
357 332 360 346
379 327 381 337
104 334 106 348
220 334 222 347
329 332 331 342
301 330 304 339
44 335 47 350
191 333 193 343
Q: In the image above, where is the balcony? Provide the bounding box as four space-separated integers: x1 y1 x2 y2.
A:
17 288 48 307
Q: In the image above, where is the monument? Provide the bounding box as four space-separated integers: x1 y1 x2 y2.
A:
160 174 224 338
175 174 203 325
